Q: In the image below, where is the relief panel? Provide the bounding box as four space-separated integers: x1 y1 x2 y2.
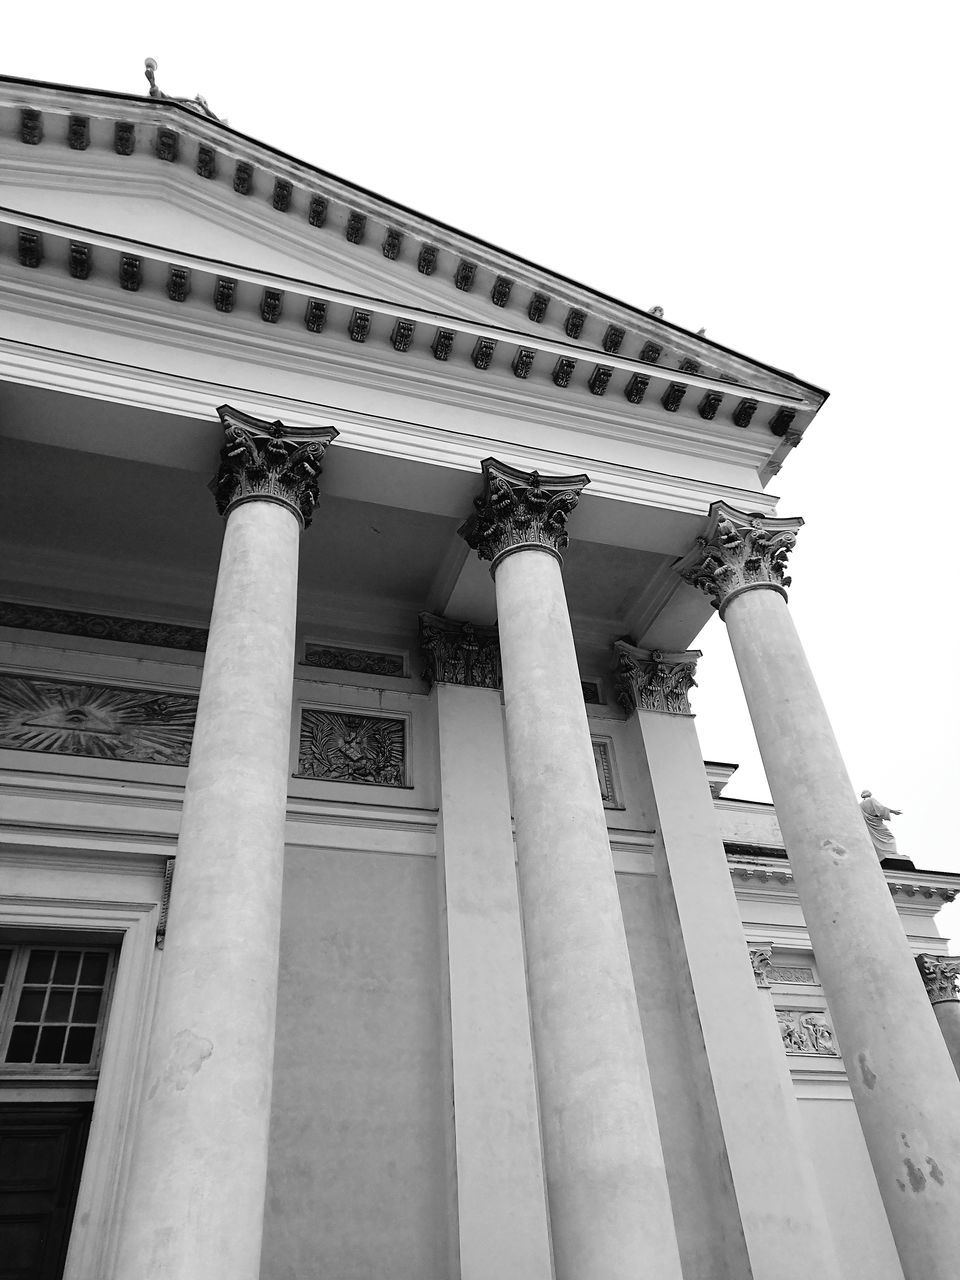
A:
776 1008 839 1057
302 644 406 678
298 710 406 787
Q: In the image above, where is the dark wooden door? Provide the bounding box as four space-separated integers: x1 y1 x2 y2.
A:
0 1104 91 1280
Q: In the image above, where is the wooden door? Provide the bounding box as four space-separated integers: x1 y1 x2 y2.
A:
0 1104 91 1280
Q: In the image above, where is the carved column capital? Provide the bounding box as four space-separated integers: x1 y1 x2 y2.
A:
749 945 773 989
419 613 502 689
916 954 960 1005
212 404 338 528
675 501 803 619
614 640 700 716
457 457 589 568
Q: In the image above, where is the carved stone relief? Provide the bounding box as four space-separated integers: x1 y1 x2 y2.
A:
419 614 501 688
458 458 588 563
0 601 208 652
916 954 960 1004
776 1008 839 1056
614 641 699 715
676 502 802 616
298 710 405 787
0 673 196 766
750 946 773 988
769 965 816 985
302 644 405 678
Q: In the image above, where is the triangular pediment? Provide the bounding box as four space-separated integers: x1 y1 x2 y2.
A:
0 75 825 407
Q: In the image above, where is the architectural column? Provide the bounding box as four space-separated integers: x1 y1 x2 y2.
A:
678 502 960 1280
112 406 337 1280
459 459 683 1280
615 643 843 1280
916 955 960 1079
420 614 553 1280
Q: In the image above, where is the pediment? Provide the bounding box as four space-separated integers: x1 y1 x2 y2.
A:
0 76 826 407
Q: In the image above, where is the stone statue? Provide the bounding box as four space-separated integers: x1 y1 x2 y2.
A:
860 790 902 859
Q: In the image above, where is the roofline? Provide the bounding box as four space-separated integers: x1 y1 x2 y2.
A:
0 73 829 404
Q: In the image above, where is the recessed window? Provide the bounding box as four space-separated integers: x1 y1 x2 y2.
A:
0 945 115 1072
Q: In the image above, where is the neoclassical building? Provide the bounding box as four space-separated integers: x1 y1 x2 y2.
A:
1 70 959 1280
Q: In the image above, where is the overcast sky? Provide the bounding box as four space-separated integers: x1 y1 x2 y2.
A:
7 4 959 937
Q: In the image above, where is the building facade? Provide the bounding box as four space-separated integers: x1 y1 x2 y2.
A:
1 72 959 1280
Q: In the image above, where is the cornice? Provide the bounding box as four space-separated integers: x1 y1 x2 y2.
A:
728 852 959 906
0 340 782 523
0 78 829 407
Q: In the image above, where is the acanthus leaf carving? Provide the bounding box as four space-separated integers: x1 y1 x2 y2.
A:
916 954 960 1004
212 405 337 528
749 945 773 988
419 614 502 689
458 457 588 565
614 640 699 716
675 502 803 616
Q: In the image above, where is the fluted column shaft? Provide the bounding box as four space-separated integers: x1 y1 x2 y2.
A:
460 459 682 1280
112 408 335 1280
680 503 960 1280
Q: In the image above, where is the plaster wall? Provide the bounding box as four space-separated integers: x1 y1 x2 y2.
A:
261 845 449 1280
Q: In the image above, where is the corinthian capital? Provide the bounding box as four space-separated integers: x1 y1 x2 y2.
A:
458 457 589 566
212 405 339 528
614 641 700 715
419 613 502 688
675 501 803 617
916 954 960 1005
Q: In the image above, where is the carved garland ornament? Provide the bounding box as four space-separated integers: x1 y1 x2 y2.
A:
212 405 338 528
614 641 699 716
916 954 960 1005
676 501 803 618
419 614 502 689
458 458 588 566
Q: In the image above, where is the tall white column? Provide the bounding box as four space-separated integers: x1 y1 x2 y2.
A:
112 406 336 1280
678 502 960 1280
917 955 960 1080
459 460 683 1280
421 614 553 1280
616 642 843 1280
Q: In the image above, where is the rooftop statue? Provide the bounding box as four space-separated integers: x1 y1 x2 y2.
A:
143 58 222 123
859 790 902 859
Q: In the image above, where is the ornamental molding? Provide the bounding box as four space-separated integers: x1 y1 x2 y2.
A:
458 457 588 566
302 643 405 678
675 501 803 617
0 672 196 765
212 404 338 527
0 600 207 652
614 640 700 715
916 953 960 1004
418 613 502 689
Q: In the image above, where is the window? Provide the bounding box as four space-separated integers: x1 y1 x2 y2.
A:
0 945 115 1073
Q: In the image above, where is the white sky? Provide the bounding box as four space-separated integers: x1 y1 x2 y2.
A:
7 4 959 936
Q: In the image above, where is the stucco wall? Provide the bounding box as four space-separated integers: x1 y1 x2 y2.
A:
261 846 449 1280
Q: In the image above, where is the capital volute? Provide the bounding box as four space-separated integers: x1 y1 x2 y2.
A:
749 945 774 989
457 457 589 568
212 404 339 528
675 501 803 618
916 953 960 1005
614 640 700 716
419 613 502 689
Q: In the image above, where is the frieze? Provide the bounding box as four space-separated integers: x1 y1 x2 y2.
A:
298 710 405 787
676 502 802 616
624 373 649 404
553 358 576 388
0 672 196 767
916 954 960 1004
308 195 328 227
769 965 816 985
68 115 90 151
0 600 207 651
458 457 588 564
776 1009 839 1057
302 644 405 678
212 404 338 528
272 178 293 212
749 946 773 988
69 243 92 280
419 613 502 689
614 641 700 716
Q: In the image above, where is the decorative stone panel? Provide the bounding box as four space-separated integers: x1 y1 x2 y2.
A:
0 600 207 652
593 738 620 807
302 644 405 678
776 1008 839 1056
419 614 501 688
0 673 196 766
298 710 406 787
